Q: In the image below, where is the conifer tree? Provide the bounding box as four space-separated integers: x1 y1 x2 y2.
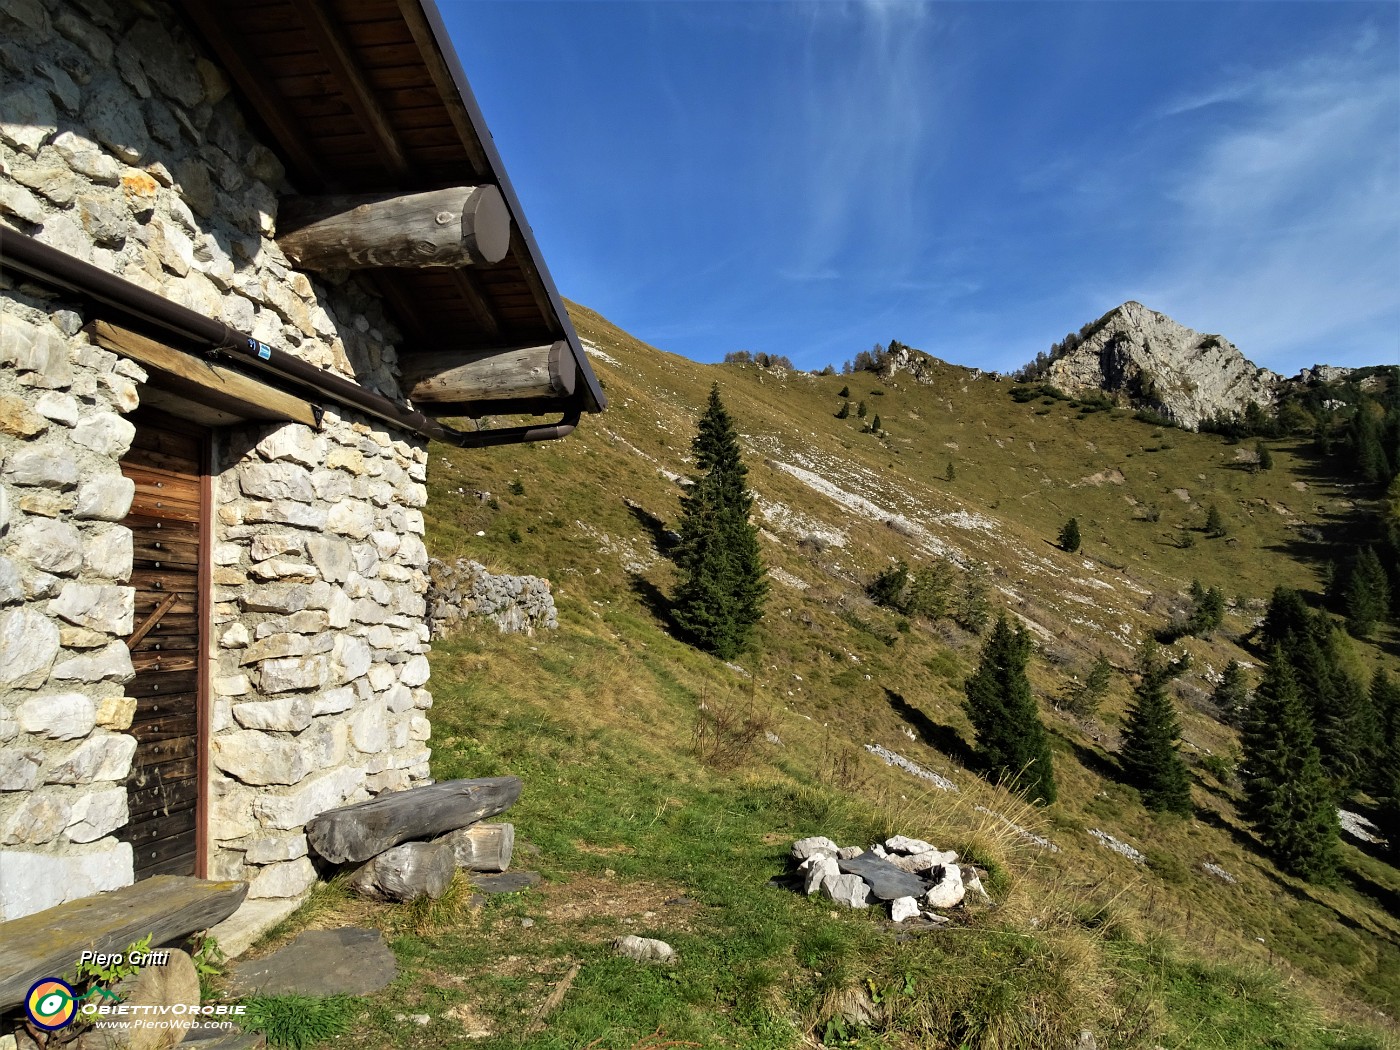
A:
1211 659 1250 726
1059 517 1081 553
1341 546 1390 638
1374 670 1400 854
671 385 767 659
836 401 850 419
1118 641 1193 815
1066 654 1113 718
838 385 850 398
954 563 990 634
1241 650 1340 882
857 400 868 419
1255 440 1274 471
1260 586 1313 650
963 612 1057 803
1318 671 1381 795
946 461 956 482
1205 503 1227 537
871 413 882 433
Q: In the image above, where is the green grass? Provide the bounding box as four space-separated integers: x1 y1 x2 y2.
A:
252 302 1398 1048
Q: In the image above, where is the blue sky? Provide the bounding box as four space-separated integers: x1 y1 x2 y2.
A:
443 2 1400 377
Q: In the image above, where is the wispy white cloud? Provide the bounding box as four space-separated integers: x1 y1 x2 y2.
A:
1096 28 1400 372
784 2 944 280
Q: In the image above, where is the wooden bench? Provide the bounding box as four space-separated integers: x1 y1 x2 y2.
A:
0 876 247 1013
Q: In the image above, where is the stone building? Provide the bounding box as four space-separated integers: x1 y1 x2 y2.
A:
0 0 603 933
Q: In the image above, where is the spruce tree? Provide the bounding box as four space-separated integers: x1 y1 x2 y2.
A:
1255 440 1273 471
1118 641 1193 815
945 461 956 482
857 400 868 419
1342 546 1390 638
1260 586 1312 650
1059 517 1081 553
1205 504 1227 537
1375 669 1400 854
871 413 882 433
671 385 768 659
1318 671 1381 795
1066 654 1113 718
963 612 1057 803
1240 650 1340 882
1211 659 1250 726
836 401 850 419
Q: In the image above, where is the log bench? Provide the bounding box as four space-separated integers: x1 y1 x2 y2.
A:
0 876 247 1013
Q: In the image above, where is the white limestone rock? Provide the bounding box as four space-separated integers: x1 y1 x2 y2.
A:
923 864 965 909
51 640 134 683
1043 302 1278 430
247 855 317 900
803 855 839 896
820 872 873 909
791 835 839 861
4 447 79 488
2 790 72 845
244 832 309 865
82 525 133 580
0 840 133 921
212 730 314 786
0 749 42 791
613 935 676 965
46 732 136 783
74 474 135 520
50 581 134 634
252 766 366 830
232 696 314 732
0 607 61 688
71 412 135 457
883 835 935 856
66 786 129 842
888 849 958 874
890 896 921 923
17 691 95 740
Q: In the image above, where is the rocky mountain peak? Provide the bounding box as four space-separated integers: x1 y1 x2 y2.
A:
1042 302 1278 430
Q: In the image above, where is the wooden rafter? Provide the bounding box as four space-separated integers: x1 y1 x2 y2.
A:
395 0 492 181
290 0 412 180
176 2 325 187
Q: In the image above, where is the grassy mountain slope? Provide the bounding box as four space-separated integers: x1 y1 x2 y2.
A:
259 304 1400 1049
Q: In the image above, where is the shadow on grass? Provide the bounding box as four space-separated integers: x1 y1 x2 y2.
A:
1340 867 1400 938
882 687 975 769
630 574 679 640
625 499 679 558
1064 738 1122 784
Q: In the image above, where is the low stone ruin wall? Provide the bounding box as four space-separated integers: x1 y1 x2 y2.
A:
426 558 557 639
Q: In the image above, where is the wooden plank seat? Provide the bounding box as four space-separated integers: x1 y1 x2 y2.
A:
0 876 247 1012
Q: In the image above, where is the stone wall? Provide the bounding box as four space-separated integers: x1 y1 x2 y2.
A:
426 557 558 639
0 0 435 918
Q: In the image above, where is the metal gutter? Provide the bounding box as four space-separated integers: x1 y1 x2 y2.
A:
0 228 578 447
415 0 607 416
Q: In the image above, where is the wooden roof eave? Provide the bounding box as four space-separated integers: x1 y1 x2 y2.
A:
173 0 605 418
408 0 605 414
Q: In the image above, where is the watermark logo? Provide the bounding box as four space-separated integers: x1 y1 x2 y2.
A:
26 978 77 1031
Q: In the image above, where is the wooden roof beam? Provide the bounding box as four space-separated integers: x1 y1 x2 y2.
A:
395 0 492 181
278 185 511 269
290 0 413 180
176 1 325 186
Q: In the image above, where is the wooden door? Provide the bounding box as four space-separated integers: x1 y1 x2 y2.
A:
119 410 209 880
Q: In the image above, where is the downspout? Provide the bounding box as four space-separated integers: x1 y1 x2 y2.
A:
0 228 578 446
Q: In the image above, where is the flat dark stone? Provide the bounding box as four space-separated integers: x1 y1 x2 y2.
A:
469 870 541 894
229 927 396 997
837 854 930 901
